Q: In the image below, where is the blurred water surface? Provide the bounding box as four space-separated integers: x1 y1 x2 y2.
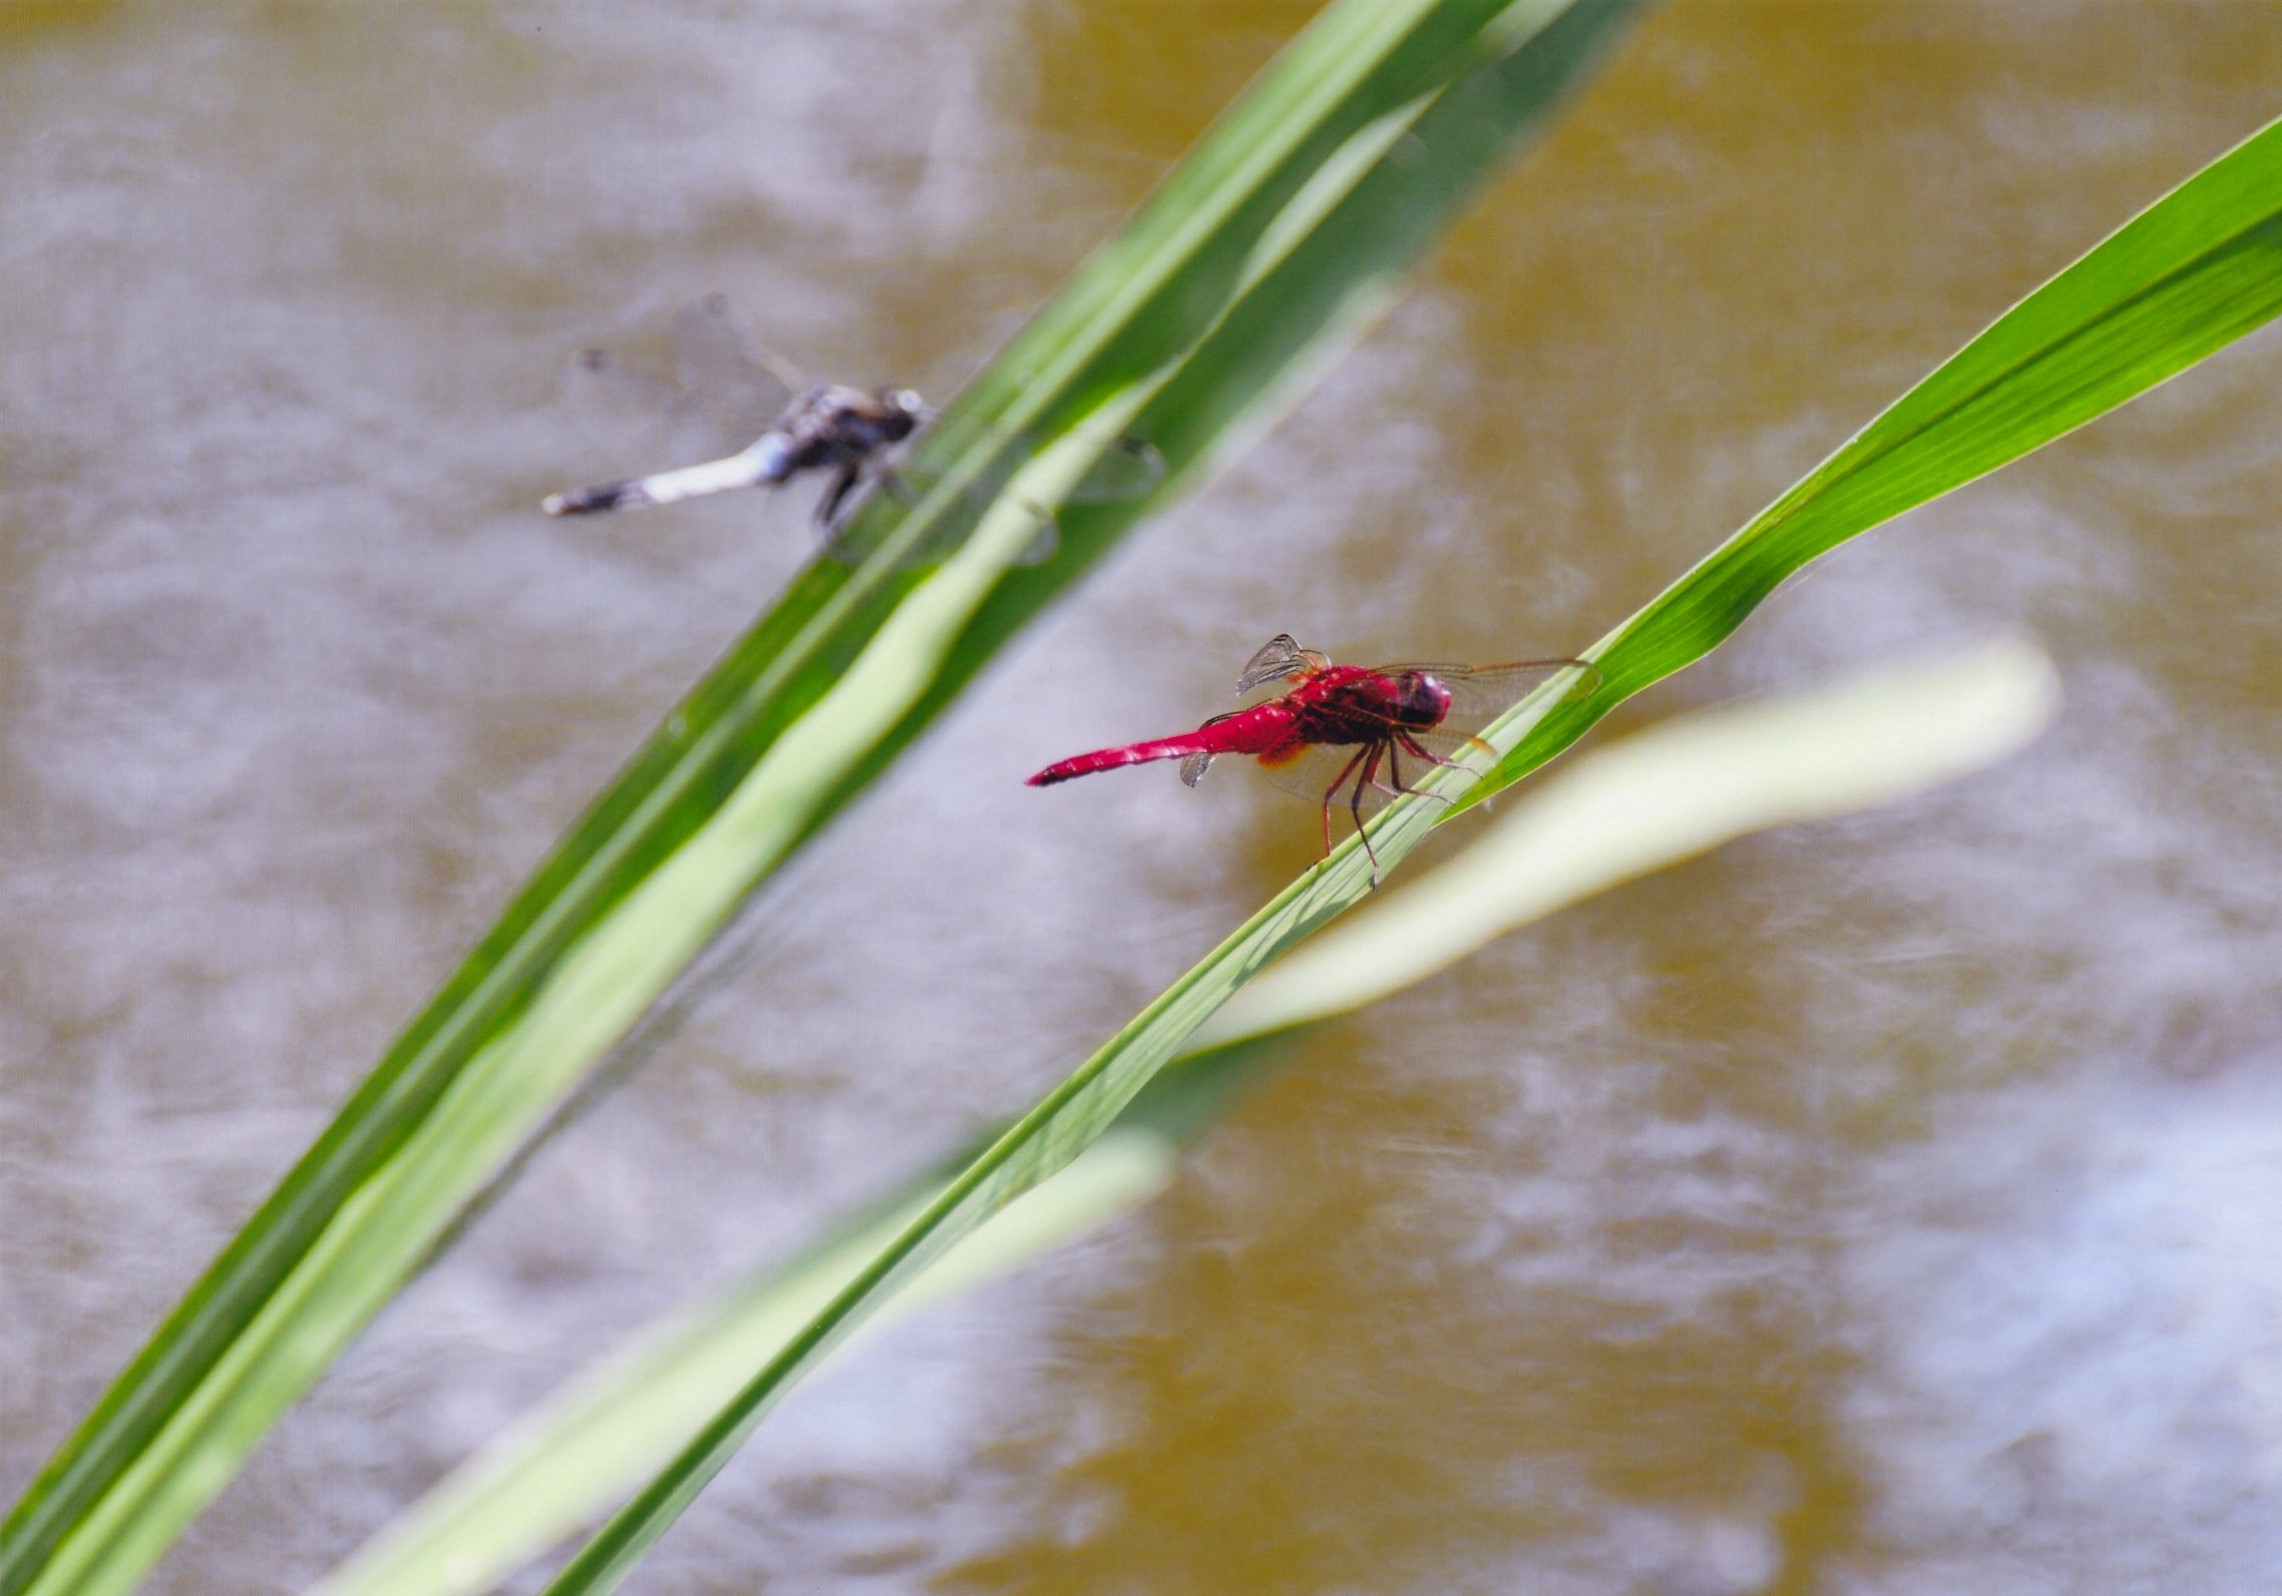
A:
4 3 2281 1592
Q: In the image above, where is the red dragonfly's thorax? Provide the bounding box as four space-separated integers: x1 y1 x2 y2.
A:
1285 666 1453 745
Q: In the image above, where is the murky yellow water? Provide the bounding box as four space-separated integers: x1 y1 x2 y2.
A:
5 3 2280 1592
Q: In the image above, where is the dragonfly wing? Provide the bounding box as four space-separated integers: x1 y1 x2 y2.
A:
1235 635 1332 695
1064 433 1166 505
557 345 687 469
1380 658 1598 732
1389 723 1502 775
1015 508 1059 567
1178 750 1216 787
817 463 1055 568
1246 738 1433 814
821 421 1130 571
877 426 1161 512
556 298 791 477
1192 657 1595 838
671 295 796 436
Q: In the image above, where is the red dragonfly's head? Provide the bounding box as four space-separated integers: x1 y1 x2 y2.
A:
1388 669 1453 729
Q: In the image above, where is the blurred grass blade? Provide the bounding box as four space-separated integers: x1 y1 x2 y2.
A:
316 633 2054 1596
306 1076 1252 1596
542 115 2282 1594
0 4 1645 1593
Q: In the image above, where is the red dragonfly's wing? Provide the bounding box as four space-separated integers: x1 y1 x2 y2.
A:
1248 730 1485 805
1242 657 1597 813
1241 737 1484 850
1376 656 1599 733
1235 634 1333 695
1173 708 1262 787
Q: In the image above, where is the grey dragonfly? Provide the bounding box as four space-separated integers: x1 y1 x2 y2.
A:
542 295 1160 548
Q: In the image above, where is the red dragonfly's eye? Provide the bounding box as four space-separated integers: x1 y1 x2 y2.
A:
1396 671 1452 726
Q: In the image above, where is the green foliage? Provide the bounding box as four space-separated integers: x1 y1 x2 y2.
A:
0 3 1641 1594
542 115 2282 1595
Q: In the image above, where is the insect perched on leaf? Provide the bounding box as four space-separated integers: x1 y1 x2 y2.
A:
544 378 929 526
542 294 929 526
542 294 1162 559
1028 634 1595 881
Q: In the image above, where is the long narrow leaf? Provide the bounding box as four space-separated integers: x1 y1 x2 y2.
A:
0 4 1645 1593
546 114 2282 1594
1452 113 2282 812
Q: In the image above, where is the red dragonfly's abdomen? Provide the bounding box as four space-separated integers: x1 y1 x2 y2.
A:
1026 701 1298 787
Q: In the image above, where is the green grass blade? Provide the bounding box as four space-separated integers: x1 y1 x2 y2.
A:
315 634 2053 1596
1452 111 2282 811
540 114 2282 1596
305 1067 1251 1596
0 4 1648 1593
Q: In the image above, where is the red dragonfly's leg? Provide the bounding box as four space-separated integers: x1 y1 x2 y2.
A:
1394 731 1460 771
1319 746 1367 859
1381 741 1420 796
1387 736 1457 804
1369 741 1404 801
1418 730 1498 773
1350 742 1386 884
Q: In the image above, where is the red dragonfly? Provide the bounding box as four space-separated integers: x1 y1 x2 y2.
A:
1027 634 1592 879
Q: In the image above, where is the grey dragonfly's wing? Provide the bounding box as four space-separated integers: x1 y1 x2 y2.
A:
670 294 803 427
820 423 1163 569
547 295 800 515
